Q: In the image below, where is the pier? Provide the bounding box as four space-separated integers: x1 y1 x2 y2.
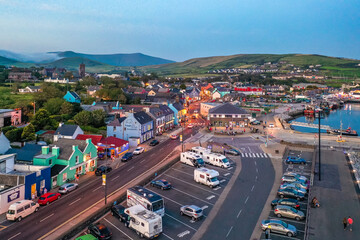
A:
290 121 332 130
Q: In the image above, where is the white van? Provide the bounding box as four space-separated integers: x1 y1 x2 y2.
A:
194 168 220 188
7 200 39 222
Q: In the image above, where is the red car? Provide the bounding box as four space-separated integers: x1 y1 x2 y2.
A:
38 193 61 205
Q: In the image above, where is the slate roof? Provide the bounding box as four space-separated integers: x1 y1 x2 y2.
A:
6 144 42 162
51 139 88 160
69 91 80 100
28 86 41 90
209 103 248 115
158 105 174 116
149 107 165 119
51 164 66 177
172 102 184 111
108 117 126 127
76 134 103 145
134 111 153 124
55 125 80 136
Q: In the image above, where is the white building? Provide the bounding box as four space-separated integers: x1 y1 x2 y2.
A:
200 102 221 117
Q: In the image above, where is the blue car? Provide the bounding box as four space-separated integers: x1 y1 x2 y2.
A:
150 179 172 190
286 156 306 165
121 152 133 162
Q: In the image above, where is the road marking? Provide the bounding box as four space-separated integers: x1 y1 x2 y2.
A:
172 187 214 205
244 196 249 204
227 167 233 170
256 153 259 157
40 213 54 223
165 213 197 231
248 147 252 153
92 186 102 192
254 161 257 166
224 173 230 176
177 230 190 238
269 217 306 225
8 232 21 240
127 166 134 172
163 233 175 240
140 159 146 163
69 198 81 206
206 195 215 200
220 179 226 183
150 153 156 157
260 153 264 158
255 175 258 181
172 168 193 177
256 168 258 173
251 185 255 191
164 174 220 195
213 186 221 191
111 175 120 181
202 205 208 210
104 218 134 240
226 226 233 238
245 153 248 157
241 153 244 157
116 162 120 169
250 153 254 158
237 209 242 218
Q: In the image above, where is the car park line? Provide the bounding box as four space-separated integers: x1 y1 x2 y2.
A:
226 226 233 238
177 230 190 238
202 205 208 210
220 179 226 183
236 209 242 218
40 213 54 223
213 186 221 190
266 232 302 240
251 185 255 191
163 232 175 240
171 187 214 206
206 195 215 200
165 213 197 231
269 216 306 225
171 168 195 177
103 218 134 240
244 196 249 204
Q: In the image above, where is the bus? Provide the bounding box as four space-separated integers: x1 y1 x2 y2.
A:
127 186 165 216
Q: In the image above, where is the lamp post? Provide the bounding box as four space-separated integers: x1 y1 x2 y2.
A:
317 109 322 181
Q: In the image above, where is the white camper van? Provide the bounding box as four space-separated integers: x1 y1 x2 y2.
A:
194 168 220 188
190 146 211 157
125 205 163 239
203 152 230 168
180 152 205 167
6 200 39 222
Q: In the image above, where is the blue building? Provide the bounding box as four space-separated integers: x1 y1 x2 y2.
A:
168 102 186 125
63 91 81 103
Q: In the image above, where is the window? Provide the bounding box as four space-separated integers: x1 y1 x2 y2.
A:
76 156 79 164
49 158 52 165
113 126 116 132
225 115 232 118
18 207 24 213
141 223 145 227
40 180 45 188
24 204 30 210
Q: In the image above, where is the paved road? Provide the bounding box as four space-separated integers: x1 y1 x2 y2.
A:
0 128 198 240
200 137 275 240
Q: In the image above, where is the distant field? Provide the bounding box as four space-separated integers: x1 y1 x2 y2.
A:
0 86 34 109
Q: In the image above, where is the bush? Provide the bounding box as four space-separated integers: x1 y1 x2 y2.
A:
81 125 100 134
5 128 23 142
1 125 16 134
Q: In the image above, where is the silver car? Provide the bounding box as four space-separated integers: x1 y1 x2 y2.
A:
279 183 307 195
58 183 78 194
274 205 305 221
180 205 203 221
261 219 297 237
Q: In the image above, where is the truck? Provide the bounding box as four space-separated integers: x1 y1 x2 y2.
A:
127 186 165 216
180 152 205 167
194 168 220 188
125 205 162 239
191 146 230 168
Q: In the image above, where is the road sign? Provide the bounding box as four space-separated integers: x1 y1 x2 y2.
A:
102 174 106 185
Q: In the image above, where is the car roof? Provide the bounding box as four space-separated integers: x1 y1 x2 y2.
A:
61 183 73 187
266 219 284 224
188 205 201 210
40 193 54 197
275 205 292 210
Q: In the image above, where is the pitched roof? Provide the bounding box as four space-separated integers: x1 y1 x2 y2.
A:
149 107 165 118
158 104 174 115
108 117 126 127
134 111 153 124
172 102 184 111
99 136 129 148
69 91 80 100
6 144 42 162
51 164 66 177
209 103 248 115
28 86 41 90
55 125 80 136
76 134 103 145
51 139 88 160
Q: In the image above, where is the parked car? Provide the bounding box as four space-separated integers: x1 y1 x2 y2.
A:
281 172 308 184
133 147 144 155
274 205 305 221
58 183 78 194
271 198 300 210
250 120 261 125
110 204 129 223
261 219 297 237
279 183 307 195
180 205 203 221
38 193 61 205
150 179 172 190
170 134 178 140
285 156 306 164
75 234 97 240
149 140 159 146
280 181 309 192
6 200 39 222
88 223 112 240
95 166 112 176
277 188 305 200
225 149 240 156
121 152 133 162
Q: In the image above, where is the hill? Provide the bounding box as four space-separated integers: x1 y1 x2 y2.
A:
0 56 18 65
40 57 117 72
140 54 360 77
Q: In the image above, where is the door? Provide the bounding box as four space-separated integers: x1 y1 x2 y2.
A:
31 184 36 197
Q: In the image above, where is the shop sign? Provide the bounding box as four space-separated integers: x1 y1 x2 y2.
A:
8 191 20 203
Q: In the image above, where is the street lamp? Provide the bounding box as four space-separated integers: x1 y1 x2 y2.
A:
315 109 323 181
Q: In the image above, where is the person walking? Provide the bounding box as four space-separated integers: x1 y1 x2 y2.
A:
343 217 348 230
348 216 353 231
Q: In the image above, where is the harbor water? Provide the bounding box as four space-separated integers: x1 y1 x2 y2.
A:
290 104 360 135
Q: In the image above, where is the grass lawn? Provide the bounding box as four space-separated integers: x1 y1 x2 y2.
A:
0 86 35 108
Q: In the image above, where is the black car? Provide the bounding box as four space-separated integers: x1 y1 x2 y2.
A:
225 149 240 156
88 223 112 239
271 198 300 209
150 179 172 190
277 188 305 201
110 204 129 223
121 152 133 162
149 140 159 146
95 166 112 176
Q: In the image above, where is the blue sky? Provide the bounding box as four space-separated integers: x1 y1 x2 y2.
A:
0 0 359 61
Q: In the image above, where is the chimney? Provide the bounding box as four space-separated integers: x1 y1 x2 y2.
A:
52 146 60 157
42 146 50 155
59 122 64 127
72 145 79 151
86 139 92 145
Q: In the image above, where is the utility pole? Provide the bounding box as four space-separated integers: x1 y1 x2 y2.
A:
102 174 107 205
318 109 321 181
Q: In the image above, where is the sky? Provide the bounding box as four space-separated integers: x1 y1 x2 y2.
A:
0 0 359 62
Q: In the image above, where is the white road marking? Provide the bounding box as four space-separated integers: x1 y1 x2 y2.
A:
245 153 248 157
165 213 197 231
213 186 221 191
244 196 249 204
256 153 260 157
164 174 220 195
206 195 215 200
150 153 155 157
116 162 120 169
226 226 233 238
172 187 214 205
227 167 233 170
111 175 120 181
220 179 226 183
163 233 175 240
127 166 134 172
251 185 255 191
241 153 244 157
248 147 252 153
8 232 21 240
224 173 230 176
260 153 264 158
92 186 102 192
250 153 254 158
104 218 134 240
255 175 258 181
236 209 242 218
254 161 257 166
140 159 146 163
269 217 306 225
177 230 190 238
40 213 54 223
172 168 193 177
202 205 208 210
256 168 258 173
69 198 82 206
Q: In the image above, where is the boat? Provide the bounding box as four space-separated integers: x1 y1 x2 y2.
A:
327 127 358 136
304 105 315 116
320 102 330 113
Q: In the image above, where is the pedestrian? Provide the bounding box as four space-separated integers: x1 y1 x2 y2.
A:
343 217 348 230
348 216 353 231
44 188 47 194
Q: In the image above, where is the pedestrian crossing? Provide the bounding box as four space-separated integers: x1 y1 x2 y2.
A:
241 152 270 158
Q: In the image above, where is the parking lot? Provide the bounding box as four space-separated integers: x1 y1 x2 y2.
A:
260 149 313 240
77 155 237 240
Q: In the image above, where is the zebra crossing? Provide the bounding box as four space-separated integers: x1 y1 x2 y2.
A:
241 152 270 158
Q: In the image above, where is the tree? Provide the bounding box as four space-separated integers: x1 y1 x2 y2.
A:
91 110 106 127
74 111 93 126
35 84 65 107
180 83 186 90
44 98 65 115
5 128 23 142
81 76 97 87
21 123 36 141
60 102 74 115
31 109 51 131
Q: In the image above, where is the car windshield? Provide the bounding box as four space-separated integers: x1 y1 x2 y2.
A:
291 208 298 213
59 187 65 190
135 148 141 151
210 177 218 182
99 226 110 235
161 181 169 185
222 158 229 163
195 209 202 213
152 200 164 212
39 197 46 200
196 158 204 165
116 207 124 214
281 221 288 228
7 210 15 214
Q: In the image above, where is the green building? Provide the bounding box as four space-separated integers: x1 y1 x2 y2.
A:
33 138 98 188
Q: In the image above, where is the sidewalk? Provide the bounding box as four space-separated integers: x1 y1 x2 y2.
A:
307 150 360 239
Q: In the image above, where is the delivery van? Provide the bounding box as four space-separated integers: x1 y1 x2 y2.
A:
6 200 39 222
